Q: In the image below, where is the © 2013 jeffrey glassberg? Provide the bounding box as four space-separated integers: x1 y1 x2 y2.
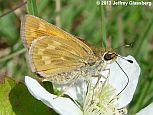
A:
112 1 152 6
97 0 152 6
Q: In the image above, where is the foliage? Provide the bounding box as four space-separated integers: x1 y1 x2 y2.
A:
0 77 51 115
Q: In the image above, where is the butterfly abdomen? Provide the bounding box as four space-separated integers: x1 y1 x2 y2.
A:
43 69 85 84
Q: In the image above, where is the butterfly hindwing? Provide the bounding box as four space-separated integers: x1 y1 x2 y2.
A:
29 36 97 78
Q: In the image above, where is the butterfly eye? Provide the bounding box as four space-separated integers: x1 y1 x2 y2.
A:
104 53 114 61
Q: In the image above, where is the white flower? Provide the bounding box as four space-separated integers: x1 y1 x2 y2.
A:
25 55 140 115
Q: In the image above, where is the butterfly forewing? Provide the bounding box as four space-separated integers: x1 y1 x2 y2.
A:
21 15 93 56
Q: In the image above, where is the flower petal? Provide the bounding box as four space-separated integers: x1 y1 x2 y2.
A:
136 103 153 115
25 76 83 115
107 55 140 108
54 78 87 105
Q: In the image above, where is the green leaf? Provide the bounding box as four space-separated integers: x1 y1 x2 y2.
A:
0 77 51 115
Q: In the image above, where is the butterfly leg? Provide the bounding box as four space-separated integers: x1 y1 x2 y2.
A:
92 68 110 90
90 68 110 102
103 68 111 82
98 68 111 95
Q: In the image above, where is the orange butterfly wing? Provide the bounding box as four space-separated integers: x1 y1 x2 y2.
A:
21 15 98 83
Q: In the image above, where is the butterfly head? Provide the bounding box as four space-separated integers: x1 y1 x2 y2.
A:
102 48 117 64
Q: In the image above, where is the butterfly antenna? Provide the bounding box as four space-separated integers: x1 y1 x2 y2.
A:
117 55 133 63
115 61 129 96
114 42 133 50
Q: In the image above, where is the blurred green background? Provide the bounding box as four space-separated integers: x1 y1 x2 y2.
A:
0 0 153 114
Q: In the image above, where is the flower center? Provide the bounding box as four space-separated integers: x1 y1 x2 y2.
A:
83 82 127 115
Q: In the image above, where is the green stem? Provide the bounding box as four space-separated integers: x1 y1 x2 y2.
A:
132 80 149 113
133 15 153 57
0 1 27 18
99 5 106 48
0 49 26 63
27 0 38 16
148 69 153 94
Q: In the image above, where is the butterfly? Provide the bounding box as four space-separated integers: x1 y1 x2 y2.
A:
20 15 119 85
